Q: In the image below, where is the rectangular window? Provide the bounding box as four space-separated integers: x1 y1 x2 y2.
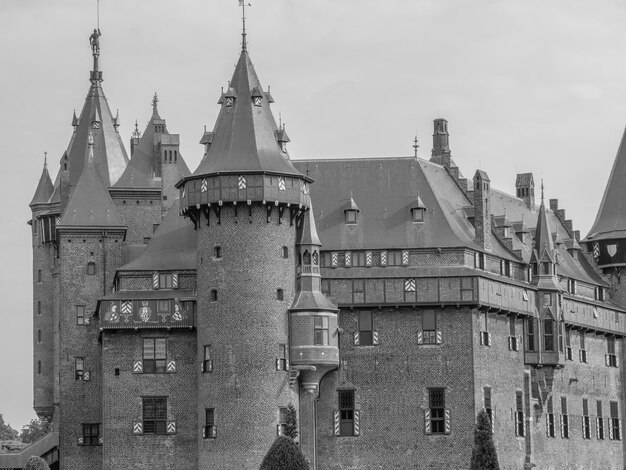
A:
582 399 591 439
37 269 42 283
580 332 587 363
278 407 288 435
143 397 167 435
484 387 493 433
277 344 287 371
203 345 212 373
610 401 621 440
565 328 572 360
429 388 446 434
568 279 577 295
422 310 437 344
321 279 331 297
387 250 402 266
543 293 552 306
37 301 41 316
546 396 555 437
527 319 536 352
76 305 85 325
561 397 569 438
75 357 84 381
143 338 167 374
515 391 524 437
597 401 605 440
543 319 554 351
86 262 95 276
508 316 519 351
320 252 331 267
607 337 618 367
157 300 170 313
358 311 373 346
159 273 173 288
353 279 364 295
338 390 355 436
81 424 100 446
204 408 216 439
480 312 490 346
314 316 329 346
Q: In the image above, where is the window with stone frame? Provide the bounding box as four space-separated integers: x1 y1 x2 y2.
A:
579 332 588 363
86 262 96 276
561 397 570 438
277 344 287 371
515 391 525 436
606 336 618 367
143 338 167 374
546 396 555 437
387 250 402 266
159 273 173 288
278 407 288 435
338 390 355 436
508 316 519 351
314 316 329 346
483 387 493 434
358 311 373 346
565 327 573 360
543 318 555 352
203 345 212 373
429 388 446 434
422 310 438 344
204 408 216 439
81 424 100 446
526 318 536 351
143 397 167 435
610 401 621 440
321 279 331 297
597 401 605 440
76 305 86 325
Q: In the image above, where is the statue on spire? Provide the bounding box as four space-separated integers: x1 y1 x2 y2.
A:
90 29 101 56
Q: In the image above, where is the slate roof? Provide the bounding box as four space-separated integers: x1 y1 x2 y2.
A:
192 51 305 179
114 100 191 189
120 199 196 271
58 137 124 228
586 128 626 241
64 78 128 189
30 161 54 206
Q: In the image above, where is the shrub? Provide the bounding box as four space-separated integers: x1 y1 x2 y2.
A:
259 435 309 470
284 403 298 440
470 410 500 470
24 455 50 470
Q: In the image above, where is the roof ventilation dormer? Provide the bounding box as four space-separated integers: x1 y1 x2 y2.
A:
91 107 102 130
410 194 427 223
265 86 275 103
344 195 360 225
200 125 214 154
250 86 263 107
275 123 290 156
71 110 79 132
218 84 237 108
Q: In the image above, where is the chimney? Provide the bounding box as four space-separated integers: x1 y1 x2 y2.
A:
473 170 492 250
574 230 580 242
549 199 559 212
431 118 451 167
515 173 535 211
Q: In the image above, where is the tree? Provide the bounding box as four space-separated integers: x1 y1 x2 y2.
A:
470 410 500 470
23 456 50 470
0 414 18 440
259 435 309 470
284 403 298 440
20 420 49 444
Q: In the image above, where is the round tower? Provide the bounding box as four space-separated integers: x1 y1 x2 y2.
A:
177 43 311 468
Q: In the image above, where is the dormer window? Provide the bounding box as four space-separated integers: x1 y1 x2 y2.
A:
411 207 425 223
225 97 233 107
503 227 509 237
251 87 263 107
254 97 262 107
345 209 358 224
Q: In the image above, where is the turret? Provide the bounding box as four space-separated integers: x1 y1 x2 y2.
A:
176 25 312 468
516 172 535 211
473 170 492 250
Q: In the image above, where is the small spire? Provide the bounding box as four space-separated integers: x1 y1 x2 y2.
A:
152 93 159 113
43 151 48 169
113 109 120 131
89 28 102 81
541 178 545 205
132 120 141 139
413 134 419 158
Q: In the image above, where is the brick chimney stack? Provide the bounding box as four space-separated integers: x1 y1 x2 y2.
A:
431 118 451 167
474 170 492 250
515 173 535 211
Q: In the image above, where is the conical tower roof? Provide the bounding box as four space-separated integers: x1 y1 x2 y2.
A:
298 205 321 246
533 200 555 262
58 133 123 228
30 156 54 206
62 31 129 191
586 128 626 241
192 50 306 179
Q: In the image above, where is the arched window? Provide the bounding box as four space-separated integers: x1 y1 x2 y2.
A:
303 250 311 265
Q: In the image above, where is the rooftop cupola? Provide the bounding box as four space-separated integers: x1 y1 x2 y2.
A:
344 195 360 224
410 192 427 223
530 183 560 290
30 153 54 207
275 122 291 158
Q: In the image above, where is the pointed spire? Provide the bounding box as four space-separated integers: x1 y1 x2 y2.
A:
240 0 249 52
113 109 120 131
534 194 555 261
152 92 161 119
71 110 79 130
30 152 54 206
132 120 141 139
586 128 626 241
413 134 419 158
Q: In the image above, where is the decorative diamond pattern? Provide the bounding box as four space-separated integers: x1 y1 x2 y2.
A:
201 178 208 192
404 279 416 292
133 421 143 435
402 251 409 266
381 251 387 266
593 242 600 261
132 361 143 373
167 421 177 434
152 273 159 289
354 411 361 436
172 273 178 289
121 301 133 314
278 177 286 191
331 252 338 267
366 252 372 266
334 410 340 436
166 360 177 373
238 175 247 189
345 252 351 267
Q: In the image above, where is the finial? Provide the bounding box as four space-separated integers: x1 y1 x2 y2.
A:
541 178 545 205
132 119 141 139
43 152 48 169
279 112 282 129
239 0 251 52
89 27 102 77
413 134 419 158
152 92 159 111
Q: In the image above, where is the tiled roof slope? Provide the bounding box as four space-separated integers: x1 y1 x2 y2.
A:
58 137 123 228
292 157 514 259
64 79 128 189
192 51 304 179
586 128 626 241
30 161 54 206
120 199 196 271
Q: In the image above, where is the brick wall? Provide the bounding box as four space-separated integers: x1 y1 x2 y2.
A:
112 197 162 245
101 330 197 470
195 205 299 469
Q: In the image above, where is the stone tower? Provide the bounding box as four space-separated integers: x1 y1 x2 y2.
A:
176 40 312 468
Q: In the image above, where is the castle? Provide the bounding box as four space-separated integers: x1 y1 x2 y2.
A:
25 21 626 470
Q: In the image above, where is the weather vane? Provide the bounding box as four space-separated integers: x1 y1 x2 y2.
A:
239 0 252 51
413 134 419 158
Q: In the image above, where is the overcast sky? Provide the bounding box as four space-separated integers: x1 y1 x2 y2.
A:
1 0 626 429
